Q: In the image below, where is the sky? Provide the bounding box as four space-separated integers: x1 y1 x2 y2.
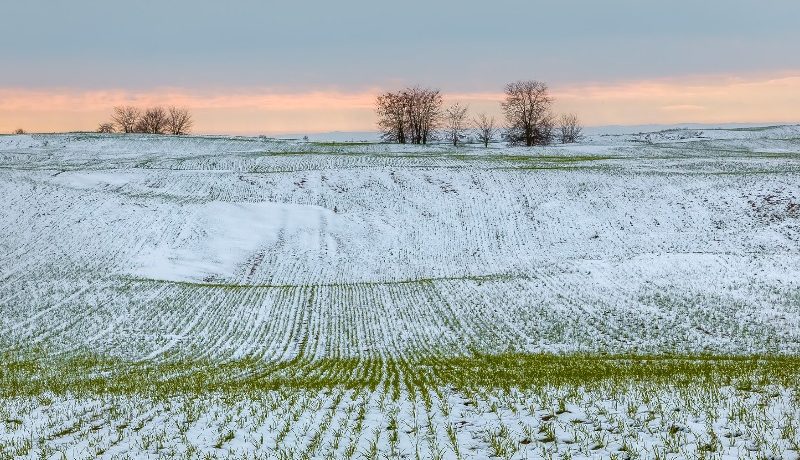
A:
2 0 799 134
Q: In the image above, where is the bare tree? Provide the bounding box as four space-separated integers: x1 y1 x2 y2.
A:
501 80 554 146
443 102 469 146
111 106 140 133
13 128 26 135
473 113 498 148
558 113 583 144
97 123 115 133
166 106 193 135
413 88 441 145
376 91 408 143
375 86 442 145
135 106 168 134
405 87 442 145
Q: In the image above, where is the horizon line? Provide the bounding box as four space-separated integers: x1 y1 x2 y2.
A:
7 122 798 139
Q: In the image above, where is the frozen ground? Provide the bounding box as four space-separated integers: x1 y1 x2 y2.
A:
1 126 799 458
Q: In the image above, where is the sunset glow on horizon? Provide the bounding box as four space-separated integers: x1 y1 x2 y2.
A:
2 72 798 135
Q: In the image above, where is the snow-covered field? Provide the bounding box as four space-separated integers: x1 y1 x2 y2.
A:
1 126 799 458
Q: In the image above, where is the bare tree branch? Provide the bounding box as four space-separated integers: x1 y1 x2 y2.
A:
111 106 140 134
376 91 408 143
166 106 193 135
558 113 583 144
443 102 469 147
473 113 498 148
375 86 442 145
501 80 554 146
135 107 168 134
97 123 115 134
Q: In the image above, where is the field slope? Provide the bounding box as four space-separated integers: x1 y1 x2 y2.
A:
1 127 799 458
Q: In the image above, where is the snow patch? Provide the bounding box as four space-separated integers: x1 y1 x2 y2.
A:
134 201 337 282
51 170 139 189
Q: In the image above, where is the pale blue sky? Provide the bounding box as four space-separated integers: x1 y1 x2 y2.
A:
3 0 799 91
3 1 799 133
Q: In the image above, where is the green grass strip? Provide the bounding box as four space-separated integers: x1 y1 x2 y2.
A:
2 352 798 398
